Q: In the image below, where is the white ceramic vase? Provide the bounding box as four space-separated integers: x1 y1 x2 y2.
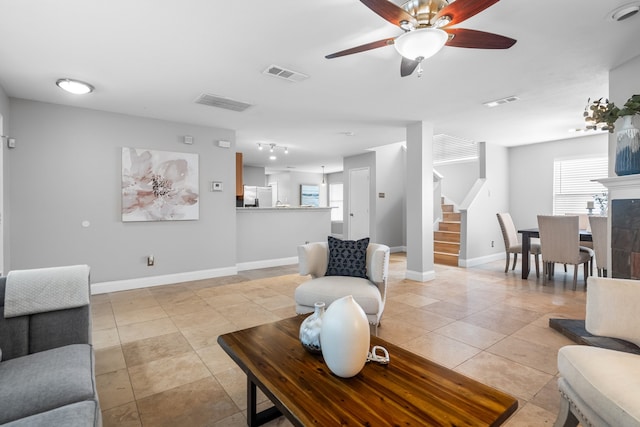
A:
299 301 325 354
320 295 370 378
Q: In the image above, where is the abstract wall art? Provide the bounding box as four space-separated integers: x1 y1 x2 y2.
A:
122 147 199 221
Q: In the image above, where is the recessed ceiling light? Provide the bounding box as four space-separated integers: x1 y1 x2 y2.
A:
609 3 640 21
56 78 94 95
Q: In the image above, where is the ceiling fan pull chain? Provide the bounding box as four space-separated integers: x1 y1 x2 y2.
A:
417 63 423 78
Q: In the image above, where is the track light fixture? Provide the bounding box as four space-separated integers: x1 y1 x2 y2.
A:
256 143 289 157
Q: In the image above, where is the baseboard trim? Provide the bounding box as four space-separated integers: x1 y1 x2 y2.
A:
91 266 238 295
236 256 298 271
405 269 436 282
389 246 406 253
459 252 504 268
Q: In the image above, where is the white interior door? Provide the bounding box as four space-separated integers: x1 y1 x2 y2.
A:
348 167 370 240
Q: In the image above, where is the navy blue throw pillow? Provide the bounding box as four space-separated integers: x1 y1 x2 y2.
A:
325 236 369 278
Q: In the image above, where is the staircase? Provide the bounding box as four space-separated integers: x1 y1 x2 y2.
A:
434 199 460 266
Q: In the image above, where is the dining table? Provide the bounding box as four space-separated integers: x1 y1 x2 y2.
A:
518 228 593 279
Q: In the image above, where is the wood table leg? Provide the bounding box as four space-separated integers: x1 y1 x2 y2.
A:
247 374 282 427
521 232 531 279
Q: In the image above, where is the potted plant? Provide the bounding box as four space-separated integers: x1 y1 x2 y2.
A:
584 94 640 132
584 94 640 176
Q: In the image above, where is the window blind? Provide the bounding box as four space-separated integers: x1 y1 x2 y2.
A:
553 157 608 215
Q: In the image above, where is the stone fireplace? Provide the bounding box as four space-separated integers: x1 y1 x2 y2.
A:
597 175 640 279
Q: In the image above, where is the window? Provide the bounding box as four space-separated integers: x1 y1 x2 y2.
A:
553 156 608 215
329 183 343 221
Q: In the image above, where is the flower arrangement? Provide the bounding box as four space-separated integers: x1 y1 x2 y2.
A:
593 192 608 214
584 94 640 133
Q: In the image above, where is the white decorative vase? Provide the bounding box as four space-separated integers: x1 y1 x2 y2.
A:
320 295 370 378
299 302 325 354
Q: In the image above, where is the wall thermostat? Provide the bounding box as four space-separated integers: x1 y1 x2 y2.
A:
211 181 223 191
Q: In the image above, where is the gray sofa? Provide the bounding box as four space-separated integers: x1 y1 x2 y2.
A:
0 267 101 426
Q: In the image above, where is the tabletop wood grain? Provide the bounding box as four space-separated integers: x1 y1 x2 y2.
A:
218 316 518 426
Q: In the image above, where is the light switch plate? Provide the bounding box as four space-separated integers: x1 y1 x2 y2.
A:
211 181 223 191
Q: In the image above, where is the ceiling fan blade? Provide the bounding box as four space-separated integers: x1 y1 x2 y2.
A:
360 0 417 28
325 37 395 59
435 0 500 27
400 57 421 77
445 28 516 49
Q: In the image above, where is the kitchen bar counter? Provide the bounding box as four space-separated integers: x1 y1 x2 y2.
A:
236 207 332 269
237 206 333 211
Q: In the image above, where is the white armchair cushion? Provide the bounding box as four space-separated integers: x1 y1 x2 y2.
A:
297 242 328 278
558 345 640 426
586 277 640 348
294 276 382 315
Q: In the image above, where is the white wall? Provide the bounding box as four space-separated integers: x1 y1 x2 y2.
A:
435 160 480 206
509 134 608 230
7 99 236 284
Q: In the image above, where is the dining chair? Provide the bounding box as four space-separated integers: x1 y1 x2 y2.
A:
564 213 593 248
537 215 594 290
589 216 608 277
496 212 540 277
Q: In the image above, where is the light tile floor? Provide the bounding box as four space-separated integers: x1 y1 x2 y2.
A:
93 254 588 426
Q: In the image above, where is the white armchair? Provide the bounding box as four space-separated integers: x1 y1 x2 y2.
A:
555 277 640 427
295 241 390 327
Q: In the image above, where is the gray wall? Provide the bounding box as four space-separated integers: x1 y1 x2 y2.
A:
610 54 640 176
243 165 266 187
7 99 236 283
460 143 510 263
268 171 326 206
509 133 608 230
373 143 405 248
435 160 480 206
0 84 9 272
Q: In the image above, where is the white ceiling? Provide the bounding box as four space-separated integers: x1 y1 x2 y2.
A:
1 0 639 175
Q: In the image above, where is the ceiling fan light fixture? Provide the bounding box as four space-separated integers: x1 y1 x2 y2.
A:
394 28 448 61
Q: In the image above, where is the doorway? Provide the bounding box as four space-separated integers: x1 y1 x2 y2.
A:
348 167 370 240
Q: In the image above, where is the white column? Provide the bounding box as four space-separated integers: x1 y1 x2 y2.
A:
405 121 435 281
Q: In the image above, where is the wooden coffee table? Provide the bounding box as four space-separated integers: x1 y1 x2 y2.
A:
218 316 518 426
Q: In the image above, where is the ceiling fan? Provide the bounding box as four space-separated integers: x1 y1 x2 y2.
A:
325 0 517 77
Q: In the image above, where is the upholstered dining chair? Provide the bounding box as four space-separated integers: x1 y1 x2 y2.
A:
588 216 608 277
496 212 540 277
537 215 593 290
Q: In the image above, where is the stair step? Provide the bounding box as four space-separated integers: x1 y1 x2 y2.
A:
439 221 461 232
443 212 461 222
434 241 460 254
434 252 458 266
441 204 454 213
434 231 460 243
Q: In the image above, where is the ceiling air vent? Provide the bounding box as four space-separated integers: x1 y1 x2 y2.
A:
194 93 252 112
483 96 520 108
263 65 309 83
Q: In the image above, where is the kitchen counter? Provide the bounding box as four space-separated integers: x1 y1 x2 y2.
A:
236 206 332 211
236 207 332 269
